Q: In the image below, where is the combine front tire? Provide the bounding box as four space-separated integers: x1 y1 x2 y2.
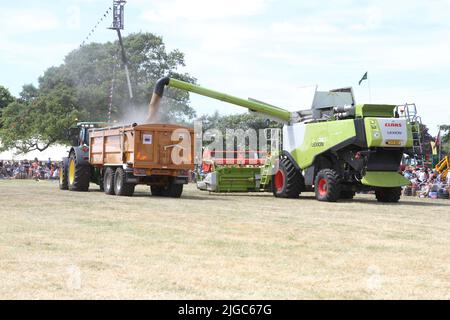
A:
68 153 90 192
272 156 303 198
59 158 69 190
375 187 401 203
103 167 116 195
114 168 135 196
340 190 355 200
314 169 341 202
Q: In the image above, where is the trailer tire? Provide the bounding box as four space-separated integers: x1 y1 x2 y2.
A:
68 153 90 192
162 183 184 198
315 169 341 202
375 187 402 203
340 190 355 200
272 156 303 198
150 186 163 196
59 158 69 190
114 167 135 197
103 167 116 195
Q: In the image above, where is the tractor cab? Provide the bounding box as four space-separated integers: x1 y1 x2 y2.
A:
68 122 107 147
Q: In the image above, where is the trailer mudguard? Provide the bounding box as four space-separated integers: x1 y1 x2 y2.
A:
361 171 410 187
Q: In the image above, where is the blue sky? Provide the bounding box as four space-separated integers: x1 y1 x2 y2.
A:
0 0 449 135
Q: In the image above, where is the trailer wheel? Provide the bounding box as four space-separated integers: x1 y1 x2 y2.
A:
375 187 401 203
103 167 116 195
68 153 90 192
114 167 135 196
314 169 341 202
340 190 355 200
272 156 303 198
59 158 69 190
150 186 163 196
162 183 184 198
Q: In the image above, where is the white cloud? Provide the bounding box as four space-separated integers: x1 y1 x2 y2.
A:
0 9 59 35
140 0 269 22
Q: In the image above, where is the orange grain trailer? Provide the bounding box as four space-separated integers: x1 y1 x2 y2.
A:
60 123 194 198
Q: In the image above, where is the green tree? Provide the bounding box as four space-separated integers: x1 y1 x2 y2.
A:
0 85 82 153
0 86 15 110
19 84 39 103
40 32 197 124
438 125 450 155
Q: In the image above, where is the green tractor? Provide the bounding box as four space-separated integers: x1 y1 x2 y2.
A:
59 122 107 192
148 77 413 202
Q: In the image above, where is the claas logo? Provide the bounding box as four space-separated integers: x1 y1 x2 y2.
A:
385 122 402 127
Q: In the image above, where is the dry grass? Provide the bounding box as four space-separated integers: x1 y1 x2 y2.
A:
0 179 449 299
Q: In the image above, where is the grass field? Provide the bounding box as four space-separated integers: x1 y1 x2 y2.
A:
0 179 449 299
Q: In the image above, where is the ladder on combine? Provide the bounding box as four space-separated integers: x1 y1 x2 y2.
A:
260 128 281 189
396 103 425 166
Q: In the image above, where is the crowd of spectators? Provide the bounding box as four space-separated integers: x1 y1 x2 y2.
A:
0 158 60 180
402 166 450 199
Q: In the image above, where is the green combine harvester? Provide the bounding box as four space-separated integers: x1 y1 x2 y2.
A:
148 77 413 202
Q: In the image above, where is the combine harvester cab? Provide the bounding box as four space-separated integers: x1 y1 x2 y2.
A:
60 122 194 198
147 77 415 203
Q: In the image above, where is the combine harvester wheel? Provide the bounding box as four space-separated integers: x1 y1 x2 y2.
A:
314 169 341 202
272 156 303 199
375 187 401 203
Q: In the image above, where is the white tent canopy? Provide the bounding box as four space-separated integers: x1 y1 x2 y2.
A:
0 144 70 161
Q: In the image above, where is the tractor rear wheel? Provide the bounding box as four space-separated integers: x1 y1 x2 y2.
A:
272 156 303 198
59 158 69 190
314 169 341 202
114 167 135 196
375 187 401 203
103 167 116 195
68 153 90 192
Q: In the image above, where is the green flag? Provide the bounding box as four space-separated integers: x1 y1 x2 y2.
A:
359 72 368 85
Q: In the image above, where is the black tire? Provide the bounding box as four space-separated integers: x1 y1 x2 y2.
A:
375 187 402 203
103 167 116 195
314 169 341 202
150 186 163 196
59 158 69 190
68 153 90 192
437 189 449 200
114 167 135 196
340 190 355 199
162 183 184 198
272 156 304 198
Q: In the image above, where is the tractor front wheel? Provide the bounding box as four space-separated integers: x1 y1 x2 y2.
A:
314 169 341 202
59 158 69 190
272 156 304 198
375 187 401 203
68 153 90 192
